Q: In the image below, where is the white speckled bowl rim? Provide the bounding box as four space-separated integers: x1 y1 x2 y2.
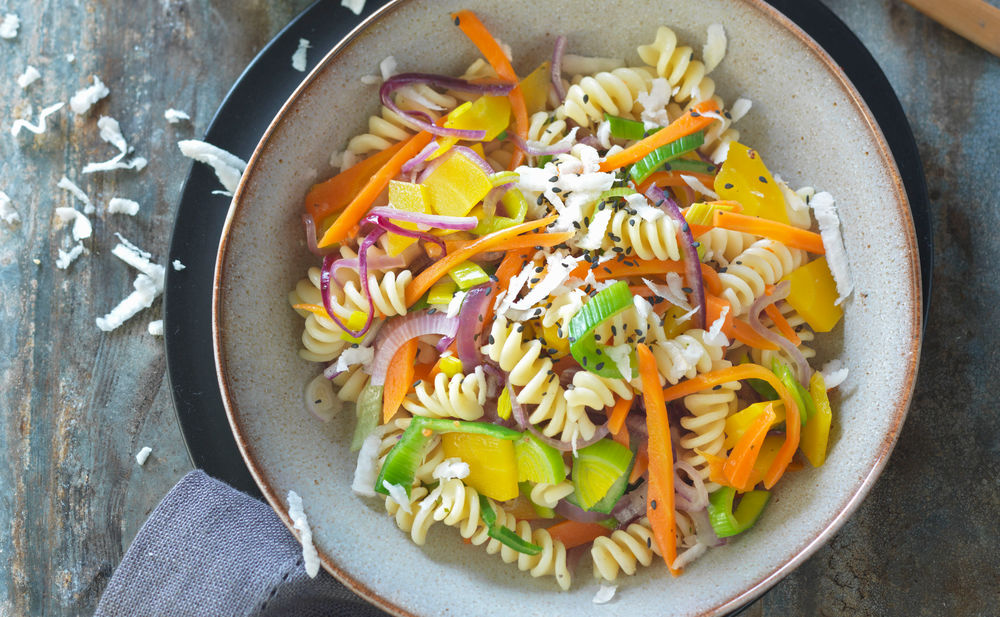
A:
213 1 921 616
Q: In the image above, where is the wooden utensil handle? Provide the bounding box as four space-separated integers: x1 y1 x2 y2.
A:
902 0 1000 57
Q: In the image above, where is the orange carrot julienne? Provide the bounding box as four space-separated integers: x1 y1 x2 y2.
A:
443 231 572 255
705 294 779 350
451 10 528 169
636 170 717 194
764 303 801 346
660 364 800 489
713 210 825 254
382 338 419 423
723 403 777 490
305 139 409 226
599 100 720 172
546 520 612 550
318 131 434 248
607 396 633 437
405 215 557 306
291 303 328 318
611 423 630 449
629 444 649 484
636 343 680 577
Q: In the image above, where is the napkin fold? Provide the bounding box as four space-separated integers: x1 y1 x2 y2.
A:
95 470 389 617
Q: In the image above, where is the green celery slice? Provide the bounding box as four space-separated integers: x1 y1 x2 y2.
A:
427 278 459 306
708 487 771 537
771 358 815 424
603 113 646 141
629 131 706 184
351 384 383 451
448 261 491 289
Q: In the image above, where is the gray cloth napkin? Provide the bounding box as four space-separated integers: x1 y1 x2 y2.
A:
95 470 390 617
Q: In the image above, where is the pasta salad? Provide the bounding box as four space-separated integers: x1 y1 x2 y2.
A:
289 9 852 592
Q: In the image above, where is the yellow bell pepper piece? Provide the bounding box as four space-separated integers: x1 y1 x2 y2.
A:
541 322 570 358
518 61 552 115
714 142 789 224
385 181 431 256
684 201 738 226
339 310 369 343
724 401 785 450
782 256 844 332
441 432 519 501
740 434 785 491
801 372 833 467
431 95 512 158
437 356 464 378
661 305 695 339
422 152 493 218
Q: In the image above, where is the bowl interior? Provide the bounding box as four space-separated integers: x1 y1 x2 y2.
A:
213 1 921 615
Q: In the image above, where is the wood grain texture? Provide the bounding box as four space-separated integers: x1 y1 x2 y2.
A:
901 0 1000 56
0 1 997 616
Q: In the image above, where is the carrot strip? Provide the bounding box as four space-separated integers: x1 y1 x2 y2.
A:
713 210 825 254
405 215 557 306
704 294 779 350
451 10 528 169
636 170 717 194
607 396 633 437
599 101 720 172
481 247 534 331
382 338 419 423
291 303 328 318
611 423 630 449
305 139 409 226
722 403 777 490
660 364 800 489
318 131 434 248
546 520 612 550
636 343 680 577
411 362 434 385
442 231 571 255
592 259 722 296
764 303 801 346
629 444 649 484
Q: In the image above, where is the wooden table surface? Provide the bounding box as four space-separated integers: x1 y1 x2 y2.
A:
1 1 997 615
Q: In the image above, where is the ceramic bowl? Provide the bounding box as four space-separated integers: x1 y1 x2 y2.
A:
213 1 922 615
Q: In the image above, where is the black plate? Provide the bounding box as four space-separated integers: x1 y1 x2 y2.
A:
164 0 932 607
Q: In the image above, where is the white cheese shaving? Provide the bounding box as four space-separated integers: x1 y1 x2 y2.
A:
69 75 110 115
135 446 153 465
445 289 467 318
147 320 164 336
57 176 93 213
96 274 159 332
595 119 612 149
11 102 64 137
172 259 186 271
638 78 672 127
625 193 660 221
178 140 247 194
632 294 653 321
577 207 612 250
83 116 148 174
774 176 812 229
510 252 582 311
0 13 19 39
54 207 93 241
729 98 752 124
643 274 689 310
164 108 190 124
379 56 398 81
341 0 366 15
292 38 311 72
17 65 41 89
287 490 321 578
681 174 720 200
606 344 632 380
107 198 140 216
703 24 727 73
383 481 412 514
432 458 470 481
332 345 374 374
810 191 853 304
703 305 730 347
0 191 19 225
359 74 380 85
55 243 86 270
65 53 76 63
593 583 617 605
821 359 849 389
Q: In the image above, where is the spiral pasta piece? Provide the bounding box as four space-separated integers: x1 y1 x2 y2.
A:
565 372 632 440
591 518 661 582
719 240 807 317
375 418 443 486
346 85 457 158
385 486 433 544
678 378 739 490
527 111 570 149
332 364 371 404
650 328 726 385
637 26 719 108
696 228 758 267
529 481 575 509
603 209 683 261
483 316 582 441
401 368 488 421
557 67 655 128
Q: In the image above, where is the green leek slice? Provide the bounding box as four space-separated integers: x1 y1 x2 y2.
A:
351 384 383 452
771 358 815 424
478 494 543 555
629 131 705 184
515 433 567 484
571 438 634 511
708 487 771 537
603 113 646 141
568 281 635 378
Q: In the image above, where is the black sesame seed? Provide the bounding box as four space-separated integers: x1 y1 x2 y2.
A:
603 266 612 274
712 385 722 390
488 334 495 344
650 499 658 510
516 324 525 332
453 16 460 25
724 183 734 190
428 308 437 315
595 362 605 370
549 175 559 182
582 94 590 103
552 187 562 193
535 266 544 273
690 111 700 118
682 287 693 293
759 176 768 184
536 195 545 205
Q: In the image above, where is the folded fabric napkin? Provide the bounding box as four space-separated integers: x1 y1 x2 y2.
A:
95 470 390 617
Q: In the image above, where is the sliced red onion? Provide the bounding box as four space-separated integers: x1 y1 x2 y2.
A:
482 182 516 218
689 506 726 547
416 150 451 184
644 184 706 329
329 253 407 285
611 483 648 525
625 413 649 441
509 132 573 157
550 35 567 103
367 206 477 231
322 364 344 380
400 141 439 174
452 145 496 175
435 336 454 353
554 499 611 523
748 280 811 385
673 460 709 513
577 134 603 149
381 73 514 139
320 247 369 339
363 214 446 254
455 284 493 368
370 311 460 386
302 214 337 257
